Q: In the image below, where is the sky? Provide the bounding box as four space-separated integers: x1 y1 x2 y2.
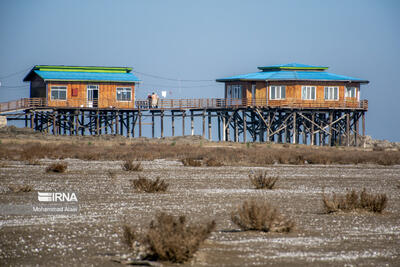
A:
0 0 399 141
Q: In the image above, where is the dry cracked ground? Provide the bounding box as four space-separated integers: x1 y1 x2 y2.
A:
1 157 399 266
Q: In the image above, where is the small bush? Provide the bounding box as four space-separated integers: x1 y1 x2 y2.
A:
8 184 33 193
45 162 67 173
181 158 202 167
123 213 216 263
131 176 168 193
122 160 143 171
205 158 223 167
249 171 278 189
231 200 294 233
322 189 387 213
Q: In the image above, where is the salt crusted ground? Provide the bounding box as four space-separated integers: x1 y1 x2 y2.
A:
0 159 399 266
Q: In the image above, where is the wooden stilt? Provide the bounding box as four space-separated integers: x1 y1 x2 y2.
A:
96 111 100 135
292 111 297 144
222 115 226 141
182 112 185 136
208 111 212 141
202 111 205 138
81 111 85 136
346 112 350 146
151 112 155 138
161 111 164 138
218 114 221 141
234 114 238 142
329 111 333 146
53 111 56 135
243 110 247 143
354 112 358 147
127 112 131 138
191 111 194 136
171 111 175 136
311 112 315 145
138 112 142 137
30 112 34 129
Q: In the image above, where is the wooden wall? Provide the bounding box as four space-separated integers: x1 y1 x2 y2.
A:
46 81 136 109
224 80 361 108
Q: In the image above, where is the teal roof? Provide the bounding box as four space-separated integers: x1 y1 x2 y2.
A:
23 65 140 83
217 63 369 84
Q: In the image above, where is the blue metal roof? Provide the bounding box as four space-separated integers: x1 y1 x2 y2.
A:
33 70 140 83
216 65 369 84
257 63 328 70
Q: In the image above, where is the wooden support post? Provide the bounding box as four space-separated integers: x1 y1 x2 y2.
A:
243 110 247 143
53 112 57 135
202 111 206 138
161 111 164 138
362 111 365 146
30 112 34 129
329 111 333 146
234 114 238 142
311 113 315 145
46 112 50 133
346 112 350 146
208 111 212 141
218 114 221 141
266 111 270 141
139 112 142 137
182 112 185 136
120 113 124 136
24 113 28 128
251 112 256 142
191 111 194 136
131 113 135 138
292 111 297 144
81 111 85 136
115 111 119 135
354 112 358 147
222 115 226 141
96 111 100 135
105 112 109 134
171 111 175 136
319 114 324 146
151 112 155 138
126 112 131 138
302 115 307 145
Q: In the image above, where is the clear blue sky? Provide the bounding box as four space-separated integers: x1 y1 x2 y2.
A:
0 0 399 141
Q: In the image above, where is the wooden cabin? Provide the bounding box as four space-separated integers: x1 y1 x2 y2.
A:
23 65 140 109
216 63 369 109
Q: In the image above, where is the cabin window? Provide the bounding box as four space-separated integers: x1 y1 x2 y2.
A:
227 85 242 99
324 87 339 100
51 86 67 100
269 86 286 100
301 86 316 100
116 87 132 101
345 87 357 98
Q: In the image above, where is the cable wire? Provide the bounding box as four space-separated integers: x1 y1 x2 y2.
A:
133 70 214 82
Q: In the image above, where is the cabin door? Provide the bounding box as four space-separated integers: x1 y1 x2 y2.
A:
87 85 99 108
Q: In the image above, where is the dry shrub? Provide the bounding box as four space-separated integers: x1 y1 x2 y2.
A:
231 200 294 233
26 159 41 165
122 160 143 171
181 158 202 167
322 189 387 213
45 162 67 173
205 158 223 167
107 170 117 181
123 213 216 263
131 176 168 193
8 184 33 192
249 171 278 189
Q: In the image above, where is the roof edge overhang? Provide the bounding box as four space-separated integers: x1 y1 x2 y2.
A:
34 65 133 73
257 67 328 71
216 79 369 84
42 79 140 83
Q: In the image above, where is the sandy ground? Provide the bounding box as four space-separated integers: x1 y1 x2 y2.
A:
0 158 399 266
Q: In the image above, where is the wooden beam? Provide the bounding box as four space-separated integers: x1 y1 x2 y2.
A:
161 111 164 138
208 111 212 141
171 111 175 136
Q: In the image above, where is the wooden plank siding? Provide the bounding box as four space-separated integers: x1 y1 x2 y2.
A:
224 81 361 108
46 81 136 109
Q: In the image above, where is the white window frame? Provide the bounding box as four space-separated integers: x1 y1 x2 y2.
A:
301 86 316 100
116 87 132 102
324 86 339 101
227 84 242 99
269 85 286 100
51 86 67 101
345 86 358 98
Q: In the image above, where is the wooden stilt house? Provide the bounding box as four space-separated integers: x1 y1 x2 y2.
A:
23 65 140 109
216 63 369 109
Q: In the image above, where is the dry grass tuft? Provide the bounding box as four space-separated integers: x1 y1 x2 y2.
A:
181 158 202 167
231 200 294 233
131 176 168 193
249 171 278 189
322 189 387 213
123 213 215 263
122 160 143 171
8 184 33 193
45 162 68 173
205 158 223 167
26 159 41 165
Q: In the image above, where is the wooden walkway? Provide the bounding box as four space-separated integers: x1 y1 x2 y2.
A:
0 97 368 113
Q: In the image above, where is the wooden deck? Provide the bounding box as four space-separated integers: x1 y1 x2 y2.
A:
0 97 368 113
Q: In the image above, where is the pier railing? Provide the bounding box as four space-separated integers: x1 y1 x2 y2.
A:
0 97 368 113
